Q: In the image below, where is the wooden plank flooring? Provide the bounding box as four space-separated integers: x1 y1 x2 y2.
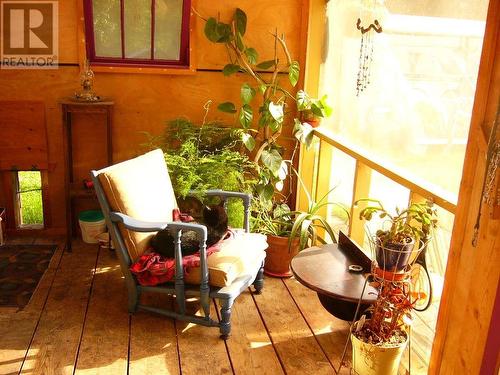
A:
0 239 435 375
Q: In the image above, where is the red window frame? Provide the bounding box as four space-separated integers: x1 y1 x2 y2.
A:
83 0 191 69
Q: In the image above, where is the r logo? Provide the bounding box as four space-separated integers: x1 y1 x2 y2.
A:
1 1 58 68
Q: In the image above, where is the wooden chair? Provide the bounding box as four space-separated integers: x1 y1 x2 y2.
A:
90 149 266 339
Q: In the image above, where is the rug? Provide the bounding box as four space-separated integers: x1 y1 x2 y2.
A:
0 244 57 309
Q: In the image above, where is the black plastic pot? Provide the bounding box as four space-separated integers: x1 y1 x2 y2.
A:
375 237 415 272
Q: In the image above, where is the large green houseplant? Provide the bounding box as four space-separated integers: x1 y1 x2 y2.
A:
142 117 257 227
202 8 331 204
201 8 335 275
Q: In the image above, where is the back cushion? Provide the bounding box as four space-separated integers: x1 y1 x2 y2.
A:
98 149 177 261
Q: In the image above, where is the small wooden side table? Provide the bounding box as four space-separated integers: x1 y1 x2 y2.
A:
60 98 114 251
290 232 378 321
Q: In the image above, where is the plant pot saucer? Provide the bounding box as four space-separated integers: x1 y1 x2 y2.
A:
264 269 293 278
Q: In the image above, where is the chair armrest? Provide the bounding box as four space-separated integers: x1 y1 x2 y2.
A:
188 190 252 232
109 212 208 238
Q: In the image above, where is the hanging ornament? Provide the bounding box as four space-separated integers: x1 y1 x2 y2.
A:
355 18 382 96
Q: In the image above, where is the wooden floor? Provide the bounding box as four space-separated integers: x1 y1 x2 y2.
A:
0 238 434 375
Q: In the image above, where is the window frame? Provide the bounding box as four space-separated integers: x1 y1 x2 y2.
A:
83 0 192 69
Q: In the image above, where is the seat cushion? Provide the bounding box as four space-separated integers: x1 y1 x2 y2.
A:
184 232 268 287
97 149 177 261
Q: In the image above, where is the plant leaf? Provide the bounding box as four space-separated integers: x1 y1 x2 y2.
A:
223 63 240 76
244 48 258 65
296 90 311 111
256 60 276 70
261 149 283 176
269 102 284 123
240 83 256 104
217 102 237 114
242 133 255 151
216 22 232 43
293 119 314 148
239 104 253 128
204 18 220 42
234 8 247 36
236 32 245 51
257 183 274 202
289 60 300 87
278 161 288 181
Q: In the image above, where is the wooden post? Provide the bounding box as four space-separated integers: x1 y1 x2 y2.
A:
349 161 372 245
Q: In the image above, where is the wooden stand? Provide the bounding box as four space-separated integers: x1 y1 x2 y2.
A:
60 98 113 251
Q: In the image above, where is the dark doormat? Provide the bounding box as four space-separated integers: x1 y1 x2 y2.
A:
0 244 57 309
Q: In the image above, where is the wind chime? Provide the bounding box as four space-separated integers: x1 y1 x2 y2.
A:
356 12 383 95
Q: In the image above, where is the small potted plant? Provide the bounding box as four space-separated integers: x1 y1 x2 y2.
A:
253 169 348 277
355 199 438 276
350 279 414 374
347 199 438 374
296 90 332 128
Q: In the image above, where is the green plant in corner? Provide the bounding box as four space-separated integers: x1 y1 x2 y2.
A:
141 116 258 228
200 8 331 204
251 166 349 251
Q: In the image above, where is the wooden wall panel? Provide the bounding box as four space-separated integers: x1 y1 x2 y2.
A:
429 0 500 373
0 0 307 232
0 101 48 170
195 0 304 70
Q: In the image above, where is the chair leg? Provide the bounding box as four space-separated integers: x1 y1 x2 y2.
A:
219 298 234 340
253 262 265 295
128 289 139 313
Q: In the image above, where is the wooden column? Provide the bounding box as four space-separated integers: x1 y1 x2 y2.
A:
429 0 500 372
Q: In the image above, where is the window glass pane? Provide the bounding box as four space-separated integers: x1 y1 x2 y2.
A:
362 172 410 254
18 171 43 226
154 0 183 60
92 0 122 58
320 0 488 199
124 0 152 59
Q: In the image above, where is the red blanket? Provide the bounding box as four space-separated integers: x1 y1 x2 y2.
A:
130 228 234 286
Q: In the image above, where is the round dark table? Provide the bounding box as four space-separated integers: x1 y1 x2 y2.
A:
290 244 378 321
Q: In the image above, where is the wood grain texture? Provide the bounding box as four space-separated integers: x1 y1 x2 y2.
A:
129 294 180 375
214 291 284 375
430 0 500 373
0 240 63 375
74 249 129 375
175 300 232 375
252 277 335 375
19 241 99 374
0 101 48 170
284 277 350 370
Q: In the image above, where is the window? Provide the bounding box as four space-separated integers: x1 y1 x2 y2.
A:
83 0 191 68
15 171 44 228
320 0 488 198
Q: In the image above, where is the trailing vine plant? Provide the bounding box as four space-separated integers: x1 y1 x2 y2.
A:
200 8 331 207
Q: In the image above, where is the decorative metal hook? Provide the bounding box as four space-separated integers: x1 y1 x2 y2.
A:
356 18 383 34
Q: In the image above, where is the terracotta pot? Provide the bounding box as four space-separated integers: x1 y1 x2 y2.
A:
304 117 321 128
264 235 300 277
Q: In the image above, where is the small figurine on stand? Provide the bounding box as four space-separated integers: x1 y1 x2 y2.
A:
74 59 100 102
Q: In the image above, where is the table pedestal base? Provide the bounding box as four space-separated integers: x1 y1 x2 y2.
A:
317 293 371 321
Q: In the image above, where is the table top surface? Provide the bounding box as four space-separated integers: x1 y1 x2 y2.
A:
290 243 378 303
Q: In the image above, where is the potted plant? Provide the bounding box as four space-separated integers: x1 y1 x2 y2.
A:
350 280 414 375
356 199 438 277
252 168 348 277
142 115 258 227
348 199 438 375
296 90 332 128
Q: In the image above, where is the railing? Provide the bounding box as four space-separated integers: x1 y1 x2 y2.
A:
298 127 457 249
